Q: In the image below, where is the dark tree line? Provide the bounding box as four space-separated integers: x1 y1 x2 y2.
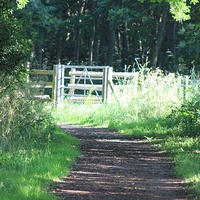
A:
2 0 200 74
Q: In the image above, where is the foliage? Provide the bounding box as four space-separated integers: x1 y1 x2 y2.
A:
0 80 52 150
178 24 200 72
11 0 200 73
17 0 29 9
165 98 200 137
174 153 200 194
0 79 80 199
167 0 194 21
0 0 31 75
159 134 200 198
0 3 80 197
141 0 199 21
52 67 184 126
0 126 80 199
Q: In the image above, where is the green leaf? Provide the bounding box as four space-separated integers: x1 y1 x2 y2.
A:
17 0 29 9
178 41 187 48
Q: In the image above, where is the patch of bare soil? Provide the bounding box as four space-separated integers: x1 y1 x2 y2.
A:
51 124 190 200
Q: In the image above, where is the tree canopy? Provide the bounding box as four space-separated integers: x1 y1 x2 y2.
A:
0 0 31 77
145 0 199 21
1 0 200 75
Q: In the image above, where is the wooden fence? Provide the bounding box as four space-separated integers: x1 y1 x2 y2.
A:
28 65 139 103
65 67 140 102
28 65 196 104
29 66 56 101
56 65 110 103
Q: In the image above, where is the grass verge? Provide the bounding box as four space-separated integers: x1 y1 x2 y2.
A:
0 126 80 200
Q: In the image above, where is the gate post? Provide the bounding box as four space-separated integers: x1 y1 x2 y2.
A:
107 67 113 103
61 65 65 102
102 66 109 103
69 68 76 96
56 64 64 104
52 65 57 102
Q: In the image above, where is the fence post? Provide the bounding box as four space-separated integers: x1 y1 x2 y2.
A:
56 64 63 104
69 68 76 96
52 65 56 102
55 65 59 104
183 75 189 101
61 65 65 102
102 67 108 103
107 67 113 103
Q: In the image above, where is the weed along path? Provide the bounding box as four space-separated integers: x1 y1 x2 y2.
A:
51 124 189 200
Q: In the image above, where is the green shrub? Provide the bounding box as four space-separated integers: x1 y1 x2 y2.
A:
165 99 200 137
0 77 53 151
0 77 81 199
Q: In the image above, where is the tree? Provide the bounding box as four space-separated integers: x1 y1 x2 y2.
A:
167 0 198 21
140 0 199 21
150 2 169 69
13 0 200 73
15 0 63 68
0 0 31 77
176 5 200 73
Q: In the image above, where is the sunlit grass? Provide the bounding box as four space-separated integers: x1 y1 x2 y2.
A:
173 153 200 198
0 127 80 200
162 136 200 153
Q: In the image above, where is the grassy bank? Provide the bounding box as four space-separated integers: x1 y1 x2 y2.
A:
52 68 200 198
0 80 80 200
0 126 80 200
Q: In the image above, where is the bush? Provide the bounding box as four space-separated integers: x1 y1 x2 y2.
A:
0 76 81 199
165 99 200 137
0 77 53 151
0 0 31 77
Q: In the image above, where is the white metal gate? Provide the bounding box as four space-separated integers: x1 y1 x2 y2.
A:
55 65 110 104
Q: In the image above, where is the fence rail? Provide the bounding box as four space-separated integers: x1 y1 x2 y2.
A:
28 65 197 105
29 66 56 101
55 65 110 103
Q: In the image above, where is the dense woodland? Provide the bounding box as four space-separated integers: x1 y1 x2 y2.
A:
1 0 200 74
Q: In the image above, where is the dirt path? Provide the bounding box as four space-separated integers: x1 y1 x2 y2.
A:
51 124 189 200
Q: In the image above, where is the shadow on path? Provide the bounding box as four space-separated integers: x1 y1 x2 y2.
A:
51 124 188 200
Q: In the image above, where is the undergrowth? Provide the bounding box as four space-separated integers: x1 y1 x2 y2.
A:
0 77 80 199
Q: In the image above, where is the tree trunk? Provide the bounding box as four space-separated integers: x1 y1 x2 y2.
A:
150 4 168 69
106 28 115 67
74 2 86 64
56 46 62 64
35 45 43 68
88 25 95 65
172 21 180 71
116 27 122 69
93 15 100 65
88 0 95 65
74 22 81 64
121 22 129 68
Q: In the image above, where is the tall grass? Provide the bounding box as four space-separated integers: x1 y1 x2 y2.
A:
0 76 80 199
53 67 184 125
52 67 200 198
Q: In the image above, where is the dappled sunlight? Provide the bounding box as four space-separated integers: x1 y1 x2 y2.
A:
51 125 188 199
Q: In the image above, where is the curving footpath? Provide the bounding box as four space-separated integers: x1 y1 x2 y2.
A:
51 124 189 200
